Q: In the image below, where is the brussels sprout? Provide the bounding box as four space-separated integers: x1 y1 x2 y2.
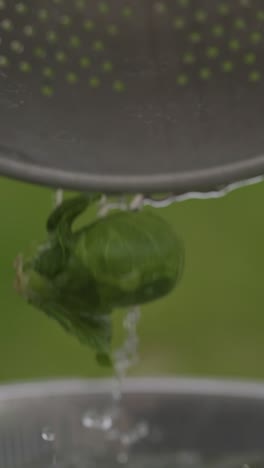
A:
15 194 184 366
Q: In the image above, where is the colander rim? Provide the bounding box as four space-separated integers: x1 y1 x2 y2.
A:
1 147 264 193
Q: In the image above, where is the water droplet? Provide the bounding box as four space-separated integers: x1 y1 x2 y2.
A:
82 411 113 431
41 427 55 442
119 422 149 447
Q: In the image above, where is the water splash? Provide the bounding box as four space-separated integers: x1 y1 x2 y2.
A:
82 412 113 431
41 427 58 466
41 427 56 442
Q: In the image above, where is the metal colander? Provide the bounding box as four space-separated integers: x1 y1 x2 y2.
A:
0 0 264 192
1 378 264 467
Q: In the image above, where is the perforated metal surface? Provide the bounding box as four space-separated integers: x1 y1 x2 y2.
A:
0 1 264 192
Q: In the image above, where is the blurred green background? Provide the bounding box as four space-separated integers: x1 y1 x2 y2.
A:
1 176 264 383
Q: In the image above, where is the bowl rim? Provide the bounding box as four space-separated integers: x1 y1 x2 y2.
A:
1 377 264 401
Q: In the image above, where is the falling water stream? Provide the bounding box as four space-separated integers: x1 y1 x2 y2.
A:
83 195 149 465
82 305 148 465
